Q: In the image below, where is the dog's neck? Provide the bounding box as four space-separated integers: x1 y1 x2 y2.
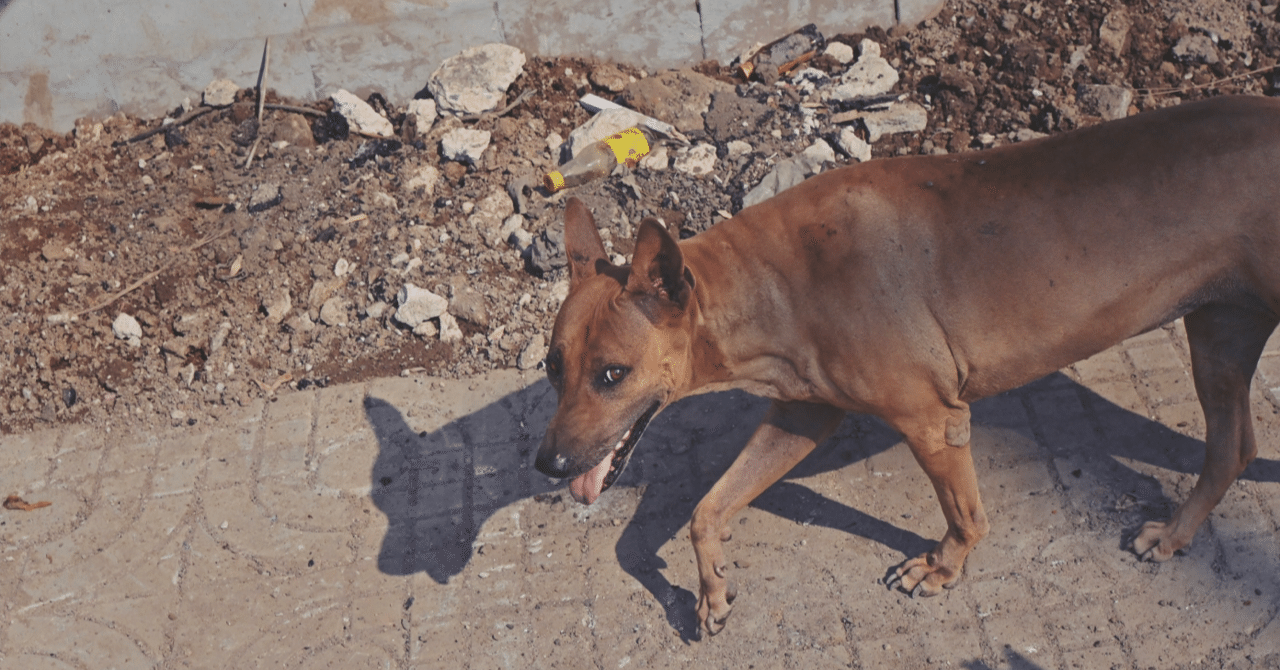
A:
677 224 825 403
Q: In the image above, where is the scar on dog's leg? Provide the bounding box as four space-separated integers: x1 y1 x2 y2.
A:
888 403 990 597
691 400 844 636
1133 304 1278 561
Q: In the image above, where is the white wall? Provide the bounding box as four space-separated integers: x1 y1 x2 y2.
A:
0 0 942 131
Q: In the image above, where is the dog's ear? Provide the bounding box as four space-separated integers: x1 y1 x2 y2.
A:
627 217 692 309
564 197 609 288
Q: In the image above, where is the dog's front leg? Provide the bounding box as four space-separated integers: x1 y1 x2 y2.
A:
691 400 845 636
887 404 991 597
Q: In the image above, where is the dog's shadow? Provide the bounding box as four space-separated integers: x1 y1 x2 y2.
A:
365 372 1280 640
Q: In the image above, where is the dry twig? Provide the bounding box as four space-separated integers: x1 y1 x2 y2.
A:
46 227 233 322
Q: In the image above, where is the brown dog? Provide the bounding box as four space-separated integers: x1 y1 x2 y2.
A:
535 95 1280 635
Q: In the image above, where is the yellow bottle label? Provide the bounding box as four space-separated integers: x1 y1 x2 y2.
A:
545 171 566 192
603 128 651 167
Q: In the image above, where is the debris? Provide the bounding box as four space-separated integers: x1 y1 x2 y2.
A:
857 102 929 143
578 94 686 141
440 128 491 164
589 63 630 92
824 39 900 104
801 138 836 168
203 79 239 107
4 495 51 511
1078 84 1133 121
742 160 808 209
407 98 437 137
619 69 732 134
468 189 516 246
349 138 402 168
1098 10 1132 55
248 183 283 212
262 288 292 324
403 164 441 196
319 296 349 326
824 42 855 64
428 43 527 115
254 37 271 123
438 312 464 342
727 140 753 158
330 89 394 137
518 334 548 370
565 108 651 158
112 313 143 347
449 285 490 327
836 127 872 162
394 284 448 328
672 143 718 176
1172 34 1220 65
740 24 824 83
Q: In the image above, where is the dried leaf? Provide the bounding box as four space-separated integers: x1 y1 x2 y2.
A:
4 495 52 511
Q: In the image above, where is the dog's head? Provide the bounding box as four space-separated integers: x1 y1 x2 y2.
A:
535 197 697 504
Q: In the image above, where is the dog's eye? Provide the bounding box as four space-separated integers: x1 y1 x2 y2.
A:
543 352 563 380
601 366 628 386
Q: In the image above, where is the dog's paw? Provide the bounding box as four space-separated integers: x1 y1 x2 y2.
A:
696 580 737 637
886 554 959 597
1131 521 1180 562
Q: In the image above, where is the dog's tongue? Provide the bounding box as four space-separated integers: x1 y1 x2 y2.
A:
569 454 612 505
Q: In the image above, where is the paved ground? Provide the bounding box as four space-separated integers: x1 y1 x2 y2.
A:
1 320 1278 669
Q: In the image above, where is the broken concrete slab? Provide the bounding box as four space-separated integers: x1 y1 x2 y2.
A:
620 69 733 134
427 43 527 115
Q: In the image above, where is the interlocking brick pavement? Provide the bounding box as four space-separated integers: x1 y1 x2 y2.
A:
1 323 1278 668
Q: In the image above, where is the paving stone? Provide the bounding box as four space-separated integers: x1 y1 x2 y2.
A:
2 339 1275 667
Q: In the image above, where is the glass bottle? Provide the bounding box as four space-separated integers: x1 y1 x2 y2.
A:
544 127 652 192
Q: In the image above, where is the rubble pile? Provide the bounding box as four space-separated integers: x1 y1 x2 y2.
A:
1 0 1277 432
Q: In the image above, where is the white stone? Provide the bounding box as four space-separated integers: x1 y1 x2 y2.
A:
262 288 292 324
1077 84 1133 121
800 139 835 173
407 98 437 136
859 102 928 143
518 334 547 370
413 320 438 338
837 127 872 162
672 143 717 176
112 313 142 347
203 79 239 107
726 140 752 158
639 144 669 170
438 312 464 343
742 160 807 209
824 42 855 64
824 40 899 104
440 128 491 164
403 164 441 196
545 132 564 155
428 43 527 115
566 108 650 158
333 258 351 278
319 297 349 326
394 284 448 328
330 89 394 137
468 189 516 247
499 214 526 248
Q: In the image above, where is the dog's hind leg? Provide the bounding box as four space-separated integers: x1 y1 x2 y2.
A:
1132 303 1279 561
691 400 845 636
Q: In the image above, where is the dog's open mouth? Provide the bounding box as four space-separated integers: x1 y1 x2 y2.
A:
568 401 660 505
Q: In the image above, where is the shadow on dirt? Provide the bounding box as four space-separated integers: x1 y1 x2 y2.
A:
364 371 1280 640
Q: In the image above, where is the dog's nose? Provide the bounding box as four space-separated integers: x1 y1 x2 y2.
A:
535 450 572 478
